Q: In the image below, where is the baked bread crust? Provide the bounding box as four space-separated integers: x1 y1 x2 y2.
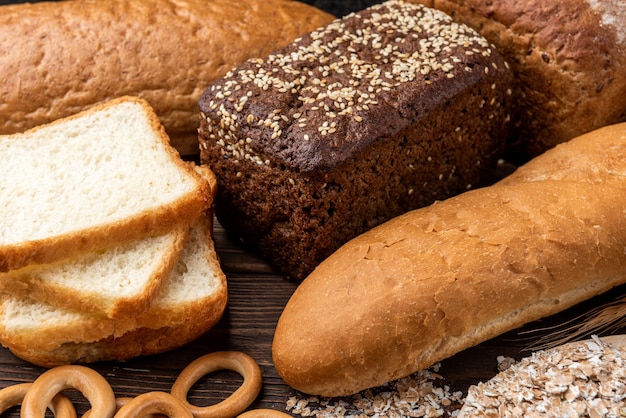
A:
272 122 626 396
199 0 513 279
410 0 626 161
0 0 335 155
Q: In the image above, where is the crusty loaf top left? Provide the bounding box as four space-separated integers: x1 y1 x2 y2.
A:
0 0 335 155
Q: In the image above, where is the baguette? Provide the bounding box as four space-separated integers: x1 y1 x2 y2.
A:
272 123 626 396
0 96 210 272
0 0 335 156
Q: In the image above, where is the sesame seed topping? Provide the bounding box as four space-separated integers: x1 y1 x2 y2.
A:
202 0 499 166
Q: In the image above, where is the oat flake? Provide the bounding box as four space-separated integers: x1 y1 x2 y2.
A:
460 335 626 417
285 364 464 417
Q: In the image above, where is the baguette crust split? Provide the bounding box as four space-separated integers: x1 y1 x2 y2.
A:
272 123 626 396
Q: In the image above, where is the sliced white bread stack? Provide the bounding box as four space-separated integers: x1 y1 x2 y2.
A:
0 214 227 367
0 96 210 272
0 97 227 366
0 224 190 319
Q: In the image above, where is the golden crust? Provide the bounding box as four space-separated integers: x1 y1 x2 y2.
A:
272 123 626 396
0 0 335 155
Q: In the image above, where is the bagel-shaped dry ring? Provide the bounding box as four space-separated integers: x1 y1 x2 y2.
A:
113 391 192 418
85 396 170 418
171 351 262 418
21 365 116 418
0 383 32 414
0 382 76 417
237 409 293 418
82 397 134 418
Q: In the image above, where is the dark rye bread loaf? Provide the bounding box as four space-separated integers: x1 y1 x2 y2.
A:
199 0 513 280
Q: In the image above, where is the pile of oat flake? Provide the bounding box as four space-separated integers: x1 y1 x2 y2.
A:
285 335 626 418
286 364 464 418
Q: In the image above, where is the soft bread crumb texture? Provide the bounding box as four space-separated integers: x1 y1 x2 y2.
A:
1 100 197 243
0 96 210 273
3 230 180 296
0 215 228 366
0 224 188 319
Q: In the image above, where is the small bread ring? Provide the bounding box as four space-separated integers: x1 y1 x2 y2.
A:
85 396 169 418
83 397 134 418
0 383 32 414
21 365 116 418
237 409 293 418
0 382 76 417
113 391 192 418
171 351 262 418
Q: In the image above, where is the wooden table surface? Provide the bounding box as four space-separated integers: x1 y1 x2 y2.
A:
0 217 624 417
1 1 625 416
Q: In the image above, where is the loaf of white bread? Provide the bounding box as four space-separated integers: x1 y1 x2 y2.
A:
0 224 190 319
0 97 227 366
272 122 626 396
0 0 334 156
0 96 211 273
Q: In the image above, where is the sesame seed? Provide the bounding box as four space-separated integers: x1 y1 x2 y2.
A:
203 0 499 164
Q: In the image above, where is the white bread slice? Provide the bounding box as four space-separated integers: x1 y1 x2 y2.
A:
0 213 228 367
0 96 210 272
0 224 189 319
0 161 218 320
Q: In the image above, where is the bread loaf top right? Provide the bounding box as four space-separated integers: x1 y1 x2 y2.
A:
410 0 626 162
